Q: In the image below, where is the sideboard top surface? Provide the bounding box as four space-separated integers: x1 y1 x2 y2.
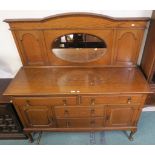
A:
4 67 151 96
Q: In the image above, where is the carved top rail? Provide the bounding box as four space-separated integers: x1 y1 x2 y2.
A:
4 12 149 30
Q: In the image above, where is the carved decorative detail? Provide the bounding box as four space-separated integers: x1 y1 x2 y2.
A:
114 30 140 65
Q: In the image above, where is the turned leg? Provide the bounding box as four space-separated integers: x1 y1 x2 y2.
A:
36 131 42 145
128 131 136 141
26 133 34 143
90 131 96 144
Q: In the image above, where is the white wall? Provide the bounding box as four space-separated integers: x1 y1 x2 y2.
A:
0 10 152 78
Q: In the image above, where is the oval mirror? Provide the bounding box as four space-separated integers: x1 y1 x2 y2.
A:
52 33 107 63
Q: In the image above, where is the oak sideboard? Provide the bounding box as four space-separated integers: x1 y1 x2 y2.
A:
3 13 151 142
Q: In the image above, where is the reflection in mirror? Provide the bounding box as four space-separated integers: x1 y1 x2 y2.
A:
52 33 107 63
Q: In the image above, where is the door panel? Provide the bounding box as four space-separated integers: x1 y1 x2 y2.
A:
23 106 52 127
13 99 54 128
106 105 139 127
114 30 144 65
15 30 48 65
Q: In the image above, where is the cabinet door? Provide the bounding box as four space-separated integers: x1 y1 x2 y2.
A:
13 100 54 128
105 105 139 127
14 30 48 65
114 29 144 65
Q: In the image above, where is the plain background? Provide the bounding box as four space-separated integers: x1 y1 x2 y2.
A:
0 10 153 78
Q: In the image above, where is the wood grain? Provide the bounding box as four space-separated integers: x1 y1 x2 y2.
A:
4 67 150 96
5 13 148 66
3 13 151 140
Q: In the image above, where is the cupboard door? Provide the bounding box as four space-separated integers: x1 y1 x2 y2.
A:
14 30 48 65
114 29 144 65
105 105 139 127
13 101 54 128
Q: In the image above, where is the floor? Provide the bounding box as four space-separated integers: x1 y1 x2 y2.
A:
0 111 155 145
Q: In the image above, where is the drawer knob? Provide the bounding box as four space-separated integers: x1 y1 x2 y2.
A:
26 100 30 103
127 97 132 104
25 100 30 107
106 115 110 121
63 99 67 106
25 103 30 107
90 120 95 127
50 117 54 124
10 100 13 103
131 23 135 27
90 109 95 116
64 110 69 117
90 99 95 106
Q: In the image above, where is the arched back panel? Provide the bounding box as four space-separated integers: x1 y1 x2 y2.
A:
5 12 148 66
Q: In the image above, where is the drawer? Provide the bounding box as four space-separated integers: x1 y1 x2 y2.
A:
13 96 77 106
57 118 104 128
54 106 105 118
81 95 143 105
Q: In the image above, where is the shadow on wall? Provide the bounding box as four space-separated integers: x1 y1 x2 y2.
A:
0 58 14 78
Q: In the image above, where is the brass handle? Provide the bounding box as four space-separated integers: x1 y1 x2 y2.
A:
63 99 67 106
64 110 69 117
106 115 109 121
90 109 95 116
78 96 81 105
25 103 29 107
90 98 95 106
49 117 54 125
24 102 30 110
90 120 95 127
127 97 132 104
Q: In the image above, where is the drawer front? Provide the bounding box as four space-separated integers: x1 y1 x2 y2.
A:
13 96 77 106
81 95 143 105
57 118 104 128
54 106 105 118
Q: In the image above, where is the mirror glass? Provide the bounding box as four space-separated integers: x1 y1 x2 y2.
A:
52 33 107 63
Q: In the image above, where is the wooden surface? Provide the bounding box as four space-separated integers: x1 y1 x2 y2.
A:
3 13 151 140
5 13 147 67
4 67 150 96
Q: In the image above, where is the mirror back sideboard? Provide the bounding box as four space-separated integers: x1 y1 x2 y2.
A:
5 13 148 67
3 13 151 142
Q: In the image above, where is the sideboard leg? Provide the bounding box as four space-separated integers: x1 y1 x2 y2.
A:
128 131 136 141
90 131 96 144
27 133 34 143
37 131 42 145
